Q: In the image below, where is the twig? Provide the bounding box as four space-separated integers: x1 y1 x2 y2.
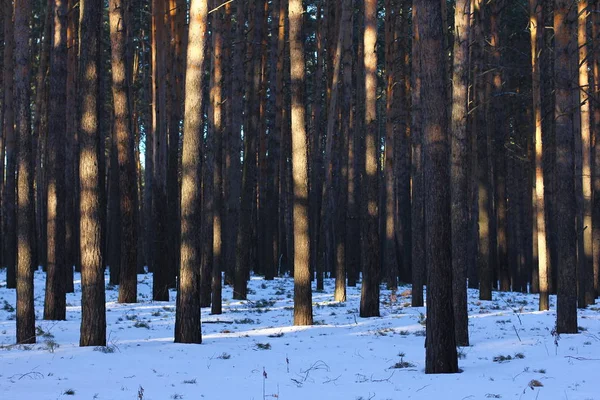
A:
513 325 522 342
323 374 342 384
564 356 600 361
416 385 430 392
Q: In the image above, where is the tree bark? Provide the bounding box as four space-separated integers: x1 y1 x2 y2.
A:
554 0 578 334
450 0 470 347
289 0 312 326
360 0 380 318
416 0 459 373
15 0 36 345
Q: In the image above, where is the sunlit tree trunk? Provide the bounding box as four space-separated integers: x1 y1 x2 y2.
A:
577 0 595 307
592 0 600 298
554 0 578 334
289 0 312 326
360 0 380 318
78 0 106 347
210 0 223 314
44 0 68 321
531 0 549 310
175 0 206 344
15 0 36 345
411 2 425 307
450 0 470 347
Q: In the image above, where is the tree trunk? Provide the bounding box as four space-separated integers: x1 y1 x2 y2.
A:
360 0 380 318
531 0 549 310
289 0 312 326
450 0 470 347
384 0 398 291
174 0 206 344
416 0 459 374
44 0 68 321
592 0 600 298
151 0 170 301
411 2 425 307
3 0 16 289
109 0 138 303
15 0 36 345
64 0 78 292
78 0 106 347
210 0 223 314
554 0 578 334
577 0 595 307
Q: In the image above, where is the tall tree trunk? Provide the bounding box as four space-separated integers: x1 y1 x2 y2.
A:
450 0 470 347
3 0 16 289
289 0 312 326
79 0 106 347
411 1 425 307
360 0 380 318
107 129 121 286
531 0 549 310
44 0 68 321
15 0 36 344
64 0 78 292
110 0 138 304
592 0 600 298
416 0 459 374
384 0 398 291
174 0 206 344
210 0 223 314
152 0 170 301
554 0 578 334
577 0 595 307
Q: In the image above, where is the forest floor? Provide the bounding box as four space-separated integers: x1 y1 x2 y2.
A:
0 269 599 400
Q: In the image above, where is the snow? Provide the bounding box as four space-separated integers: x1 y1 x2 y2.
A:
0 268 599 400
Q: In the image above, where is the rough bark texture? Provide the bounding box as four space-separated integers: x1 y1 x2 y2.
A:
110 0 138 304
411 2 425 307
174 0 206 344
531 0 549 311
360 0 380 318
593 0 600 298
554 0 578 334
210 0 223 315
450 0 470 347
417 0 459 374
15 0 36 345
151 0 170 301
78 0 106 347
577 0 595 307
289 0 313 326
45 0 68 321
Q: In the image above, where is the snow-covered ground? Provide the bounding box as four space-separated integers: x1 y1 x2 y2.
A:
0 268 599 400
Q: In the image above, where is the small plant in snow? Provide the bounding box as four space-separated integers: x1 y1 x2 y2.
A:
183 379 197 384
63 389 75 396
137 386 144 400
457 347 467 359
217 352 231 359
267 331 284 338
234 318 255 324
133 321 150 329
2 300 15 312
171 394 183 399
256 342 271 350
43 339 59 353
391 353 415 369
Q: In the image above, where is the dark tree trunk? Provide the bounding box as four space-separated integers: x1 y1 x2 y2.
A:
411 2 425 307
3 0 16 289
15 0 36 345
554 0 578 334
450 0 470 347
416 0 459 374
